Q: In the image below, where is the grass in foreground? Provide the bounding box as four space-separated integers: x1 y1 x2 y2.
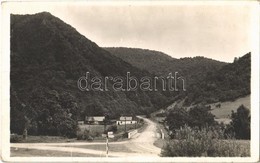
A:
10 147 99 157
161 126 250 157
69 144 135 153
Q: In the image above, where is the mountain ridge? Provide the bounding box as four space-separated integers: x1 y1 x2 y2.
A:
10 12 169 136
105 47 250 105
10 12 251 137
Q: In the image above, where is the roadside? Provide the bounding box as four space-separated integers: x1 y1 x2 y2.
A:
10 116 163 157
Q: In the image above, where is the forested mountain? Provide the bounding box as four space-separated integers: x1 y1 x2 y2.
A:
185 53 251 105
10 12 169 136
105 47 227 86
105 47 178 75
106 48 226 73
105 48 251 105
10 12 251 137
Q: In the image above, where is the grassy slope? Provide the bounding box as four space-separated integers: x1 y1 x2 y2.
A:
210 95 250 119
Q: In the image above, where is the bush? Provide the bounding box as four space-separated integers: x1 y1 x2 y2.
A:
230 105 250 139
156 112 166 117
77 129 93 141
161 125 249 157
122 132 128 138
106 125 117 133
166 105 216 135
10 133 21 143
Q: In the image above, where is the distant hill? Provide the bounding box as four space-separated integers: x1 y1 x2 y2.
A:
105 47 227 86
10 12 169 136
106 47 251 105
105 47 177 75
185 52 251 105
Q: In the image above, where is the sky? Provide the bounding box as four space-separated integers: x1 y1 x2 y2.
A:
4 1 256 62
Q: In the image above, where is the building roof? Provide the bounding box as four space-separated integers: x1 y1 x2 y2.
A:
85 116 105 122
119 116 132 121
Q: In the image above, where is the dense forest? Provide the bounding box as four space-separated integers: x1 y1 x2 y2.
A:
10 12 169 136
106 47 251 105
10 12 251 137
184 53 251 105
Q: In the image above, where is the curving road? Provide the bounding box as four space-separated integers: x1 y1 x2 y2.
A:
11 117 162 157
126 116 161 155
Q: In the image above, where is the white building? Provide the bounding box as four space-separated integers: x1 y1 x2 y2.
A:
85 116 105 124
116 116 137 125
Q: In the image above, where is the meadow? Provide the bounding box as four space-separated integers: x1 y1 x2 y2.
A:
210 95 250 118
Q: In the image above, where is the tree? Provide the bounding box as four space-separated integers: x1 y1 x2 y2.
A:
166 107 190 132
166 105 216 138
230 105 250 139
10 89 27 135
188 105 216 128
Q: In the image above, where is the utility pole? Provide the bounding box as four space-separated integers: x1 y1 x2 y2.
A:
124 116 126 132
106 134 108 157
135 118 136 129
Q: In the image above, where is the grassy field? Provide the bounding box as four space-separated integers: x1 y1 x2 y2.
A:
10 147 98 157
211 95 250 118
12 135 76 143
11 123 144 144
78 123 139 134
76 122 144 141
161 139 250 157
69 144 135 153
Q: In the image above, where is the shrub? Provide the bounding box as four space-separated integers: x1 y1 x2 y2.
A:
166 107 190 132
122 132 128 138
106 125 117 133
10 133 21 143
161 125 249 157
77 129 93 140
166 105 216 136
156 112 166 117
188 105 216 128
230 105 250 139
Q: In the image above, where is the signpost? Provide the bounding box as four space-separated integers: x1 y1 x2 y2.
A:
107 131 113 135
108 135 114 138
105 131 114 157
106 136 108 157
124 117 126 132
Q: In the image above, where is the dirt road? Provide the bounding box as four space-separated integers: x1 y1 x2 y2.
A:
11 117 162 157
126 116 161 155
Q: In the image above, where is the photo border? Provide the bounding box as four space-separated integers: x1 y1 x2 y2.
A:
1 1 259 162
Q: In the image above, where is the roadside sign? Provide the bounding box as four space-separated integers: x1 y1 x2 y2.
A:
107 131 113 135
102 134 107 138
108 135 114 138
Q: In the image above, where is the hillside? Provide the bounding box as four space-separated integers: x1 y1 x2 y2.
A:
105 47 177 75
105 47 226 88
106 47 251 105
105 47 226 77
210 95 250 119
10 12 169 136
185 52 251 105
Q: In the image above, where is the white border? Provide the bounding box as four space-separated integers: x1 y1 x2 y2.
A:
1 1 259 162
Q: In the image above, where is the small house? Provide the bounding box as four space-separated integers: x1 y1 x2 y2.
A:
85 116 105 124
116 116 137 125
